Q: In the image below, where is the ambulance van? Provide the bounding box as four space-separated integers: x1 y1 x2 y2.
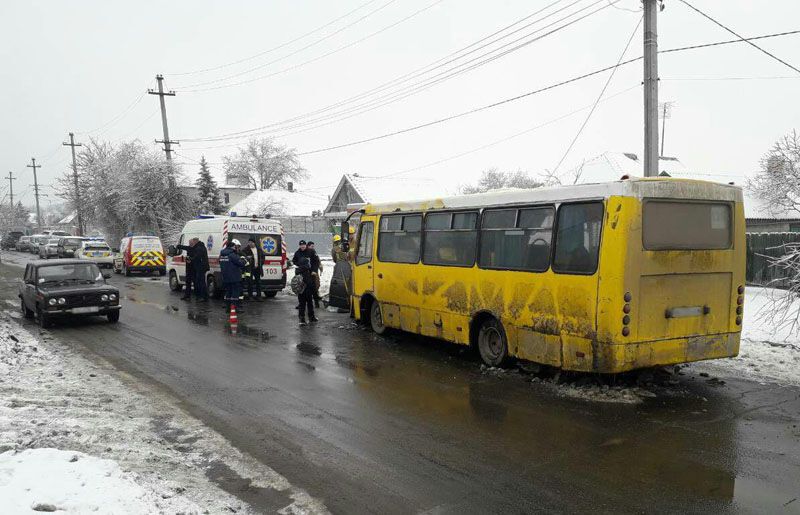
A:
118 234 167 276
166 215 287 298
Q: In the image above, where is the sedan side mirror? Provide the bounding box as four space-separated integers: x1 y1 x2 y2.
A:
167 245 177 257
102 271 112 279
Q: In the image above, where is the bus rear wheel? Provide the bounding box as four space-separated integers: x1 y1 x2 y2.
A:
477 318 508 367
369 300 387 335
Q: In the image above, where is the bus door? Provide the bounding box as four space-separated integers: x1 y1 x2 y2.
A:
352 219 375 305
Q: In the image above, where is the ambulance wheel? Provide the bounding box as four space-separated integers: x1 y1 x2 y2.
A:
169 271 182 292
477 318 509 367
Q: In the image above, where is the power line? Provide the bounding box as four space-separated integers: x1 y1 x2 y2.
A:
292 28 800 157
75 90 148 136
168 0 382 76
662 75 800 81
179 0 613 143
551 15 642 174
676 0 800 74
177 0 444 93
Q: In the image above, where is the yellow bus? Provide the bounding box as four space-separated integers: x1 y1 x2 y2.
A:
343 177 745 373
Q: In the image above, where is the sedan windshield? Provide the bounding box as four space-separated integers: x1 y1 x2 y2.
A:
38 263 102 284
64 238 84 246
84 245 110 251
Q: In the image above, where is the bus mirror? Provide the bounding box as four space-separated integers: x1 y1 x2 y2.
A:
167 245 177 257
340 222 350 251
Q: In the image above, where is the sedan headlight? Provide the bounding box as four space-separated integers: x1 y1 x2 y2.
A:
100 294 109 302
48 298 57 306
58 297 66 305
109 293 117 301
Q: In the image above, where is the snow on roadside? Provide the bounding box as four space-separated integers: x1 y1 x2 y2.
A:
0 314 329 514
697 287 800 386
0 449 179 513
281 257 335 298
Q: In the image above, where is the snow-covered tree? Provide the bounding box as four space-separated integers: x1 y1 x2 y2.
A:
749 130 800 333
55 139 193 245
223 138 308 190
461 168 542 194
195 156 224 214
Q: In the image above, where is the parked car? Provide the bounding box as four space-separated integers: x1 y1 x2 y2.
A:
76 240 114 269
19 259 120 328
16 236 33 252
56 236 86 258
1 231 24 250
38 238 60 259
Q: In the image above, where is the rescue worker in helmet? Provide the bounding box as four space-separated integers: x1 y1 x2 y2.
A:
220 239 246 312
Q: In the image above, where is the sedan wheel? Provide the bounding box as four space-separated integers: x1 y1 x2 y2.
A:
37 308 51 329
20 299 33 319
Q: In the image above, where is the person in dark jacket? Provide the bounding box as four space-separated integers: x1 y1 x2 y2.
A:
292 240 313 309
192 238 210 301
307 241 323 308
176 239 195 300
220 239 246 311
296 256 318 325
243 239 264 300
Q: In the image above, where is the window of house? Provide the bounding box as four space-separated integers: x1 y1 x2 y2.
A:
422 211 478 266
378 214 422 263
479 206 554 271
552 202 604 274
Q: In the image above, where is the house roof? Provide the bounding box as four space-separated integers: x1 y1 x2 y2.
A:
229 189 327 218
743 191 800 221
325 173 452 215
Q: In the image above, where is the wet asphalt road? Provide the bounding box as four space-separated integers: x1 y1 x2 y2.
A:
1 251 799 514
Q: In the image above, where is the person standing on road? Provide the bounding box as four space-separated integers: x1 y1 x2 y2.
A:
295 256 318 325
307 241 323 308
292 240 312 269
243 239 264 301
220 239 246 312
177 239 195 301
192 237 210 302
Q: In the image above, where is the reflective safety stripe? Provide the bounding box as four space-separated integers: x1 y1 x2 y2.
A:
130 250 165 267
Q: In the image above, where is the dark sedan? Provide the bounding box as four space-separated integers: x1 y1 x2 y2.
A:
19 259 121 328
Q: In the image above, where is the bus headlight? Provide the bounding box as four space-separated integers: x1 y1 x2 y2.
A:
101 294 109 302
48 298 57 306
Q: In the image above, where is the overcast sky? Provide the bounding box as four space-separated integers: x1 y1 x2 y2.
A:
1 0 798 209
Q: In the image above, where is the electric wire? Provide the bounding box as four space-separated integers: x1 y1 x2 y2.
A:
676 0 800 74
550 15 642 174
179 0 612 143
168 0 382 76
177 0 444 93
74 90 148 136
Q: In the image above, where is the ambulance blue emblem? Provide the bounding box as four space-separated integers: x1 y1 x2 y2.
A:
207 235 214 251
262 237 277 255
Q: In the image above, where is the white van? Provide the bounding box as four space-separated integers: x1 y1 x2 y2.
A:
167 215 287 298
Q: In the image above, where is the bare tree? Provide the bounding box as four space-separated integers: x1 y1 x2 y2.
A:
540 159 586 187
461 168 542 194
749 130 800 333
748 130 800 216
223 138 308 190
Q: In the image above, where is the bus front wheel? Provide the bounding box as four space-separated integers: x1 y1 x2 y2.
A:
478 318 508 367
369 300 387 335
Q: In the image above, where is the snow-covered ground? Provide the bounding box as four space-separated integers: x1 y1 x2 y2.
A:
697 286 800 386
0 314 328 514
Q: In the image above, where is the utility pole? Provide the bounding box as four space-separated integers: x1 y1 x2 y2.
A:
27 158 42 230
63 132 84 235
643 0 660 177
148 74 178 162
5 172 15 208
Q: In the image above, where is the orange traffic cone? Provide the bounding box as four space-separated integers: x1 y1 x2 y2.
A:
229 305 238 335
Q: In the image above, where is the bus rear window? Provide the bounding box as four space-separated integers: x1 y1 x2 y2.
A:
643 201 731 250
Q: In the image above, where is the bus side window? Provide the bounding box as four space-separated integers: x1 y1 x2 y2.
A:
423 211 478 267
356 222 374 265
378 215 421 264
552 202 604 274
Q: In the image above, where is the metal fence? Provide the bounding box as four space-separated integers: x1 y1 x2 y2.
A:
746 232 800 287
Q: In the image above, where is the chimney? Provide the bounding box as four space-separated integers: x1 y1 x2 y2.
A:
287 182 294 192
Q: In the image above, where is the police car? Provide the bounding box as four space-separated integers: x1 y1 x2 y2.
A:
166 214 287 298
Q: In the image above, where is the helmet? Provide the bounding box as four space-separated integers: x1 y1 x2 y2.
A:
333 235 341 242
231 239 241 246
